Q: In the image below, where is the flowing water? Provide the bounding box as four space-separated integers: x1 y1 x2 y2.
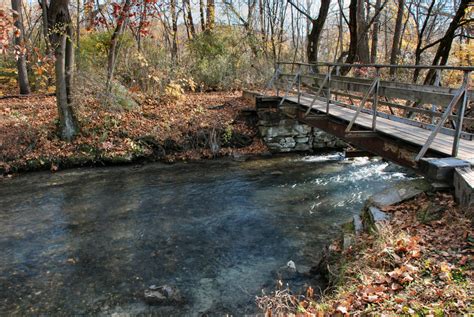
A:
0 155 412 315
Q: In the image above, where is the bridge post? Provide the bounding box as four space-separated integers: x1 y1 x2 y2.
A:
276 63 280 97
452 70 470 157
372 67 381 131
326 65 331 114
431 70 442 124
297 65 301 104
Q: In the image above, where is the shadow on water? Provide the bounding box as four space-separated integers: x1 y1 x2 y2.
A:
0 154 412 315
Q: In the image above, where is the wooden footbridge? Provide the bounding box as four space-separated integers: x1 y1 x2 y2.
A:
258 62 474 170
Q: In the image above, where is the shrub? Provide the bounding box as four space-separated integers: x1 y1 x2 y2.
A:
186 28 256 90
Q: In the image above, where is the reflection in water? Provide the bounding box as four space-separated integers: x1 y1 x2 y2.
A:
0 155 410 315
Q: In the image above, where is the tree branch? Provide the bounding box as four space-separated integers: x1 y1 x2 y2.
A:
365 0 388 30
287 0 314 22
337 0 349 27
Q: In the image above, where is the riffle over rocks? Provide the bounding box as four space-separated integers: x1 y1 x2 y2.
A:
257 104 347 153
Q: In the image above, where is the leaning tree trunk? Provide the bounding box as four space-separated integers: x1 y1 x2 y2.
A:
183 0 196 38
106 0 131 92
48 0 79 141
11 0 31 95
412 0 436 83
340 0 358 75
306 0 331 69
424 0 469 85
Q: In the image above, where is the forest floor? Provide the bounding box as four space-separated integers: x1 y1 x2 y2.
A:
0 91 267 174
258 192 474 316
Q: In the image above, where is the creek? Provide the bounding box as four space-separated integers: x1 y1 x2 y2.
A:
0 154 411 315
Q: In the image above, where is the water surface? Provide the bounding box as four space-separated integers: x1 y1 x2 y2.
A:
0 155 409 315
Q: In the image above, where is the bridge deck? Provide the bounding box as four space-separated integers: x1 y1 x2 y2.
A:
287 95 474 161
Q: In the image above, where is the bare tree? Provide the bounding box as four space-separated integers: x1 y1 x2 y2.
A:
223 0 259 55
288 0 331 68
424 0 471 84
410 0 436 82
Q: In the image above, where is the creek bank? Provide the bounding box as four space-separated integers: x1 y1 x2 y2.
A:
1 90 352 176
317 178 431 286
0 93 268 175
294 179 473 315
257 176 473 315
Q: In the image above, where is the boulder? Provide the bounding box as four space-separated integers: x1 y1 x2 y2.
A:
368 179 430 208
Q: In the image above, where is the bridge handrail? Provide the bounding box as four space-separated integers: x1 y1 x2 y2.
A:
276 61 474 72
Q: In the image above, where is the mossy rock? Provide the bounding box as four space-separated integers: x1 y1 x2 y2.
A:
111 83 139 110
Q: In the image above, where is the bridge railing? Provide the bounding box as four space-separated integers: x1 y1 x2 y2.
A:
263 61 473 160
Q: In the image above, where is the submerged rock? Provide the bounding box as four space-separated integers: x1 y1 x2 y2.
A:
274 260 299 280
144 284 184 305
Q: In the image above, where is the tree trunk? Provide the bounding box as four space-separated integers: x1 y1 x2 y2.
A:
424 0 469 84
136 5 147 51
389 0 404 76
356 0 370 63
76 0 81 67
306 0 331 68
170 0 178 61
11 0 31 95
48 0 79 141
370 0 381 63
106 0 131 92
340 0 358 75
183 0 196 38
199 0 206 31
206 0 215 30
40 0 50 52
